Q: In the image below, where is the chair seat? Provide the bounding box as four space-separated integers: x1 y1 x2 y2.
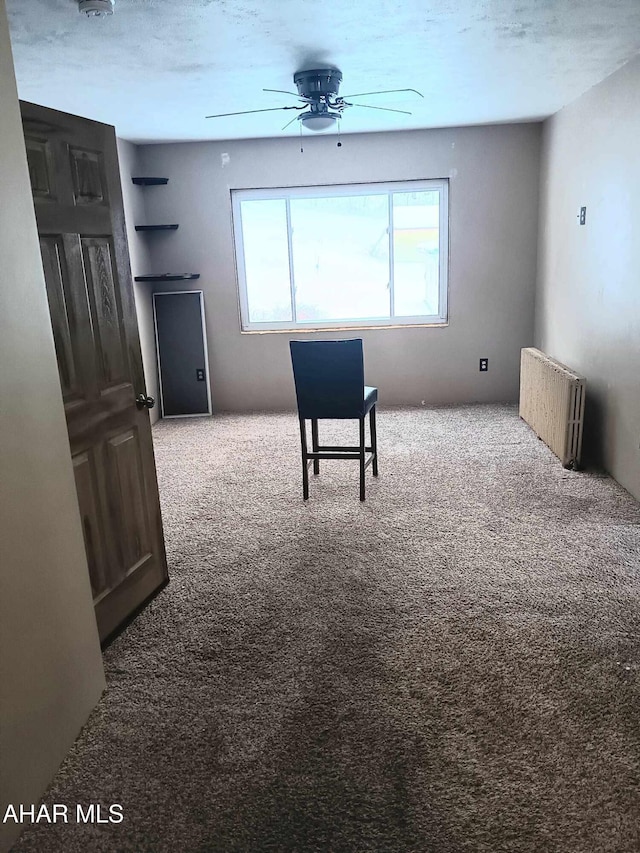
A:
364 385 378 415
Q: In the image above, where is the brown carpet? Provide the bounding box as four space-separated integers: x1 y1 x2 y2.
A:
12 405 640 852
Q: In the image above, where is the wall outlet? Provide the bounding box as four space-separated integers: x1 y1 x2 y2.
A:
479 358 488 372
579 206 587 225
196 369 205 381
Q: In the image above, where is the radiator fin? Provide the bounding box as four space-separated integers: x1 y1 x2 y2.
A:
519 347 585 468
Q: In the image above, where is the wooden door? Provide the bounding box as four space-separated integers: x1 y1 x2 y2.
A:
21 101 169 644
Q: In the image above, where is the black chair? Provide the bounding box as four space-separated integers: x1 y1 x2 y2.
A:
289 339 378 501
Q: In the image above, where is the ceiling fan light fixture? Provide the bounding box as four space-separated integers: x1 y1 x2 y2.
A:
78 0 115 17
301 113 339 132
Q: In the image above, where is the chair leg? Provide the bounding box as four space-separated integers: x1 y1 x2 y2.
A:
370 405 378 476
359 417 366 501
299 416 309 500
311 419 319 475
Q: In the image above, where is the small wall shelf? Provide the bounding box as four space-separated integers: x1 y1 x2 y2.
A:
135 224 179 232
132 177 169 186
134 274 200 282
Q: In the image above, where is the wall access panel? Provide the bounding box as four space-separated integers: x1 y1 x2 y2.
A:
153 291 212 417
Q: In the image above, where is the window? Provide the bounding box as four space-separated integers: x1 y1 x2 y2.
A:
231 179 448 331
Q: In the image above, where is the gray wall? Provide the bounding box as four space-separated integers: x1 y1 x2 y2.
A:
536 55 640 502
0 3 105 849
118 139 161 424
136 123 541 412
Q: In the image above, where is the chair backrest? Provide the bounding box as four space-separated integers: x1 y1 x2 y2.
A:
290 339 365 419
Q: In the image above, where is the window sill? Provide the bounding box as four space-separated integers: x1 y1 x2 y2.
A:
240 322 449 335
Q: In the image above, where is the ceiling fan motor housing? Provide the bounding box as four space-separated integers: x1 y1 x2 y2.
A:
294 69 343 100
78 0 115 16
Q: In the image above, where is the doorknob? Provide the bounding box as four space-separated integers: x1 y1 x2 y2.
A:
136 393 155 409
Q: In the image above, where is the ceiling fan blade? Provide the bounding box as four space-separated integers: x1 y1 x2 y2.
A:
205 106 302 118
263 88 314 104
344 102 413 115
340 88 424 100
282 114 302 131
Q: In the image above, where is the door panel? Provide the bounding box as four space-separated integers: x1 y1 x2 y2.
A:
25 137 56 200
69 147 107 205
81 238 127 387
73 450 108 599
22 101 168 644
39 236 80 400
106 428 152 573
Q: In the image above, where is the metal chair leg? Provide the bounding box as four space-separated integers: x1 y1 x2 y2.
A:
370 405 378 476
311 419 319 475
299 416 309 500
359 416 366 501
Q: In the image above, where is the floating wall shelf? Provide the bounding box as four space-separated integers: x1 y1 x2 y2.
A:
132 177 169 186
131 180 197 284
134 274 200 282
135 224 179 232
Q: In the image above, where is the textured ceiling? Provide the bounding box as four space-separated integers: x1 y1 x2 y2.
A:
6 0 640 143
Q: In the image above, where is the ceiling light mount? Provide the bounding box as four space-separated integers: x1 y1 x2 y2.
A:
78 0 115 17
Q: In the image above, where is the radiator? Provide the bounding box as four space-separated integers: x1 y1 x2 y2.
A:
519 347 586 469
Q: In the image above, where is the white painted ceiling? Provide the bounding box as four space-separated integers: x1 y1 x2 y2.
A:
6 0 640 143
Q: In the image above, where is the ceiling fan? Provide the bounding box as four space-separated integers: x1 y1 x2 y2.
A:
206 68 423 133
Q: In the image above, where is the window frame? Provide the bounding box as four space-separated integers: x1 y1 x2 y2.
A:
231 179 449 332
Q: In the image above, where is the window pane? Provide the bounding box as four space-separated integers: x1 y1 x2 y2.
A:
392 191 440 317
240 199 292 323
290 195 390 323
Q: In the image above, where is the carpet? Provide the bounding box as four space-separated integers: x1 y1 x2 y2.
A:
12 405 640 852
